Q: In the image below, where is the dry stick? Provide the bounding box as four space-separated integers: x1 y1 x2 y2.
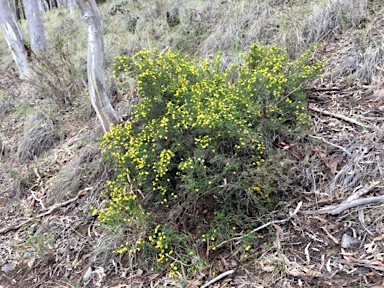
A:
216 202 302 249
0 193 80 235
304 195 384 215
277 83 304 105
309 106 368 129
358 210 374 236
308 87 341 92
308 135 352 157
200 270 235 288
346 181 381 202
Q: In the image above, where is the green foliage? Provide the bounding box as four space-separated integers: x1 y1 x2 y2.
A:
96 44 321 274
109 0 141 33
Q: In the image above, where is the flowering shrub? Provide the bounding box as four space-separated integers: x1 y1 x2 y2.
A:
96 45 321 273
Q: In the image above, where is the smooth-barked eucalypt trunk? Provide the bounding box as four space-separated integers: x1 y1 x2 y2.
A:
0 0 30 78
76 0 119 133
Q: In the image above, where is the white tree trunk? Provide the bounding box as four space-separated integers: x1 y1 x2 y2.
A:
37 0 44 13
23 0 46 54
0 0 30 77
76 0 118 132
68 0 74 12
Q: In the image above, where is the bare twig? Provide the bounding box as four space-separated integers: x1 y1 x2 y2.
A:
277 83 304 105
304 195 384 215
358 210 374 236
340 259 384 272
216 202 302 249
29 189 46 209
200 270 235 288
0 192 82 235
308 135 352 156
346 181 380 202
309 106 368 129
308 87 341 92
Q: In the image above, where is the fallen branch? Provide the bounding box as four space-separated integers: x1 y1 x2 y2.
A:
304 195 384 215
308 135 352 156
307 87 341 92
340 258 384 272
216 202 302 249
200 270 235 288
346 181 380 202
0 192 83 235
309 106 368 129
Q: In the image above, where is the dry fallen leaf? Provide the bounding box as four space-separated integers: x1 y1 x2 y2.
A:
146 273 160 282
315 147 327 158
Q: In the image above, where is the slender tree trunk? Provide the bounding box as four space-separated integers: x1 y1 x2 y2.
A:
68 0 74 12
23 0 46 55
0 0 30 78
37 0 44 13
49 0 57 9
42 0 49 12
76 0 118 132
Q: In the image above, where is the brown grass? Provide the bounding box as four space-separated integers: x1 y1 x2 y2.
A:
16 112 62 162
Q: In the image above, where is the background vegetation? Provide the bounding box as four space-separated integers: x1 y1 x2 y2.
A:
0 0 383 287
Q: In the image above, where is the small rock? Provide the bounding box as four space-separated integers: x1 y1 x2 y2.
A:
233 278 244 285
27 258 35 268
341 233 359 249
83 266 93 282
230 260 238 267
23 252 31 259
2 261 18 273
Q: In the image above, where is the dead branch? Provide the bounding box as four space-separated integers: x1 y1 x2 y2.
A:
216 202 302 249
308 135 352 156
309 106 368 129
340 259 384 272
346 181 380 202
0 193 81 235
358 210 374 236
304 195 384 215
307 87 341 92
200 270 235 288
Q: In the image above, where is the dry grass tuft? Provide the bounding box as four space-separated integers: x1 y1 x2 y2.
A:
47 143 103 204
325 128 384 198
355 47 384 85
304 0 369 44
0 164 30 198
200 1 276 59
332 46 384 86
0 97 12 118
17 112 62 162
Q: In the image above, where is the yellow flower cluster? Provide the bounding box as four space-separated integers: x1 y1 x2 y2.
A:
147 225 173 263
114 238 144 254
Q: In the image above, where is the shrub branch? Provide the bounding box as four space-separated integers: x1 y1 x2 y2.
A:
215 201 302 249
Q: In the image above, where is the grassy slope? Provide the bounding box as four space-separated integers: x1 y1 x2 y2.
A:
1 0 384 287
